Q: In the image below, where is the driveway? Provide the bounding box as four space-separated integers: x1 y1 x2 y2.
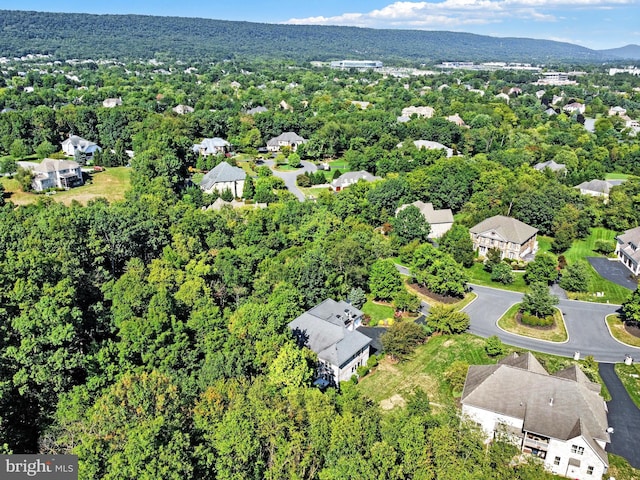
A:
463 284 640 363
263 159 317 201
588 257 637 291
599 363 640 468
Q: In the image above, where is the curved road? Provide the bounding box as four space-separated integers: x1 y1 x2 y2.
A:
463 284 640 363
263 159 317 201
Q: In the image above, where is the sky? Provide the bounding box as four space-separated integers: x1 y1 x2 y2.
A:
3 0 639 50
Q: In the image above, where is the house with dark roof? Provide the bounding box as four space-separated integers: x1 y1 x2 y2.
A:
615 226 640 276
199 161 246 198
31 159 83 191
462 352 610 480
266 132 307 152
331 171 381 192
289 299 371 387
396 200 454 239
470 215 538 260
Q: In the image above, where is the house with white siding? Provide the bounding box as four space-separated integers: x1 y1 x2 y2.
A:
31 159 83 191
615 226 640 276
462 352 610 480
199 161 246 198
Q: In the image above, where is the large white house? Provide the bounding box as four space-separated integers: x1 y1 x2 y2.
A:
615 226 640 276
199 161 246 198
462 352 610 480
61 135 101 160
289 299 371 388
266 132 307 152
31 159 83 192
192 137 231 156
331 171 381 192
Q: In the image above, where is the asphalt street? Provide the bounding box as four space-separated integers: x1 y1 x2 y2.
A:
463 284 640 363
263 159 318 201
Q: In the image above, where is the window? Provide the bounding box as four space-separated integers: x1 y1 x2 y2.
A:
571 445 584 455
587 466 594 475
554 457 561 466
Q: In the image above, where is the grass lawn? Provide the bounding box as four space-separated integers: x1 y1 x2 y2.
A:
2 167 131 206
606 314 640 348
537 235 553 253
605 172 639 180
362 299 395 326
326 159 350 171
497 304 568 343
273 164 303 172
466 262 528 292
563 227 632 304
608 453 640 480
299 186 331 199
614 363 640 409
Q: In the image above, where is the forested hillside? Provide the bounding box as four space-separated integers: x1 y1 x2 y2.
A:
0 9 604 63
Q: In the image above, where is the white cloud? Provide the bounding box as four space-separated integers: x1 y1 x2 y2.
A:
285 0 636 29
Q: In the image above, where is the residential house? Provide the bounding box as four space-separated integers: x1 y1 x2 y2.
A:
31 158 83 191
172 104 194 115
396 201 453 239
193 137 231 156
289 299 371 387
266 132 307 152
615 226 640 276
470 215 538 260
331 171 381 192
102 97 122 108
401 105 435 118
563 102 586 115
199 161 246 198
534 160 566 173
398 140 455 158
462 352 610 480
245 106 268 115
61 135 101 160
574 179 623 199
446 113 466 127
608 106 627 116
495 92 511 103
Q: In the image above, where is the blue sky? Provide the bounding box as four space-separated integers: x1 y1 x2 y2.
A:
3 0 639 50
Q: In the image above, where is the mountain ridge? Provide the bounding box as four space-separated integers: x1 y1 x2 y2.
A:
0 9 628 64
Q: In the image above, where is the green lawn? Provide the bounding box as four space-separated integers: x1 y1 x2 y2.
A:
563 227 632 304
605 172 639 180
326 159 350 171
606 314 640 347
497 304 568 343
2 167 131 206
362 299 395 326
537 235 553 253
466 262 528 292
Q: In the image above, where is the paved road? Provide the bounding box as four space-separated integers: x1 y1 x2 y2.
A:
599 363 640 468
263 159 317 201
463 284 640 363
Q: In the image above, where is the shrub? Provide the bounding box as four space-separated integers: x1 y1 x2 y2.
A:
427 305 470 334
594 239 615 255
356 365 370 378
366 355 378 368
520 312 554 327
296 173 311 187
491 263 514 284
485 335 506 356
444 360 470 393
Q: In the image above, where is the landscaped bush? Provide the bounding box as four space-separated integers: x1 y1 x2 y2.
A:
594 239 615 255
520 312 554 327
356 365 370 378
366 354 378 368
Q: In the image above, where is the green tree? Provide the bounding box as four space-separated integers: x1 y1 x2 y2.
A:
393 205 430 245
559 261 589 292
392 289 421 313
483 247 502 272
426 305 470 334
268 342 315 391
380 321 427 361
368 259 402 301
0 157 17 175
621 287 640 327
440 224 474 268
347 287 366 310
14 166 33 191
10 138 29 159
220 187 234 201
521 282 559 317
35 140 57 159
524 252 558 284
491 262 514 284
242 176 255 199
444 361 469 393
484 335 505 356
288 152 301 168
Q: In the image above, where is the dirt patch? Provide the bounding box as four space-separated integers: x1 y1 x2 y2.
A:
408 283 461 304
624 323 640 339
442 339 454 347
380 394 406 410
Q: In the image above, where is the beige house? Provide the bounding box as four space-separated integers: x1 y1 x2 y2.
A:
31 159 83 191
199 161 246 198
102 97 122 108
289 299 371 388
462 352 610 480
331 171 380 192
615 226 640 276
470 215 538 260
266 132 307 152
396 201 453 239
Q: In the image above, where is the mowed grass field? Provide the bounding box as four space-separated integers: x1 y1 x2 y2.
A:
1 167 131 205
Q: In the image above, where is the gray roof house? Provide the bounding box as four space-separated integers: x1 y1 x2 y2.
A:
199 161 246 198
245 106 268 115
331 171 381 191
396 201 454 239
266 132 307 152
615 226 640 276
462 352 610 480
534 160 566 172
470 215 538 260
574 179 624 199
61 135 101 159
193 137 231 156
289 299 371 387
31 159 83 192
